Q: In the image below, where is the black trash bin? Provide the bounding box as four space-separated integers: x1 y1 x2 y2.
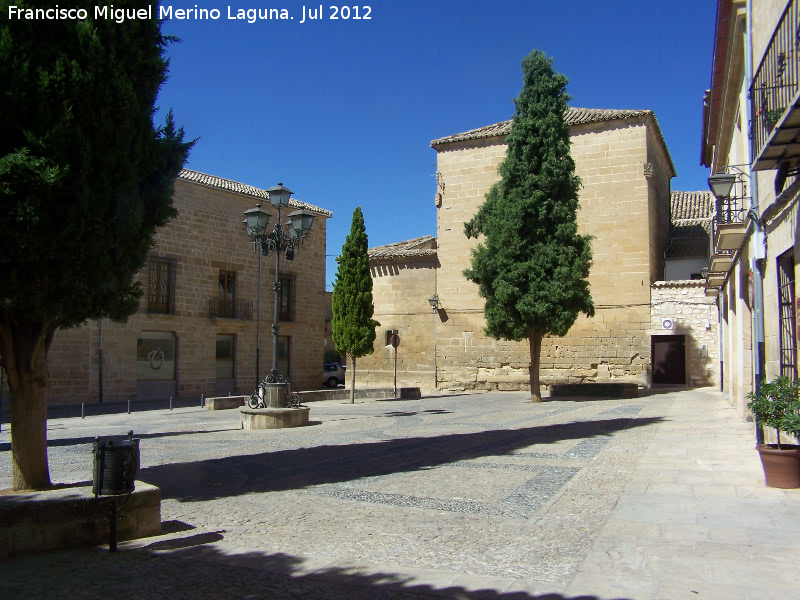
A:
92 432 139 496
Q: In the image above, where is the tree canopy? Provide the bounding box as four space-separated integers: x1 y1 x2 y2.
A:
331 206 380 403
464 50 594 401
0 0 192 489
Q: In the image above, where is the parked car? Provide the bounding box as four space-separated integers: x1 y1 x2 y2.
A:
323 362 346 387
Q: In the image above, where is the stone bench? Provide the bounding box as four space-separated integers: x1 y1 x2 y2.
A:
549 383 639 399
204 395 248 410
0 481 161 559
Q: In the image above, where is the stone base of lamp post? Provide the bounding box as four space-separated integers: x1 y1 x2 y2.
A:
261 382 292 408
240 406 310 429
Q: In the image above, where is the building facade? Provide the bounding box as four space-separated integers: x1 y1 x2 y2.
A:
701 0 800 420
357 109 724 392
45 170 330 405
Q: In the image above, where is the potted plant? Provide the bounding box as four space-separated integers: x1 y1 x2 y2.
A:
746 376 800 488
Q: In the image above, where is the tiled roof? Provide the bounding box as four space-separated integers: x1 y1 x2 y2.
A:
177 169 332 217
652 280 705 289
368 235 437 260
431 108 653 147
671 191 713 221
665 238 710 259
666 191 712 260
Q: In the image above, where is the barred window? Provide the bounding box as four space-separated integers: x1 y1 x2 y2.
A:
147 257 176 314
777 249 797 380
278 275 295 322
216 271 236 318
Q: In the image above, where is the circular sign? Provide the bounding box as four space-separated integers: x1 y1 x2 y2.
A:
661 319 674 330
390 333 400 348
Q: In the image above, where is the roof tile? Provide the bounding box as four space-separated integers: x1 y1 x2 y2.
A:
368 235 437 260
430 108 653 146
177 169 332 216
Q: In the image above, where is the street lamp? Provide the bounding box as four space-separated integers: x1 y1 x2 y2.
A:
707 173 736 198
244 184 314 403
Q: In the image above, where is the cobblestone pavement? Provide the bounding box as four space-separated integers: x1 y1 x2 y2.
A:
1 388 798 599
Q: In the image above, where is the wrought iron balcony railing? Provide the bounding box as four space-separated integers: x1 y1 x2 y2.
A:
208 298 253 320
750 0 800 170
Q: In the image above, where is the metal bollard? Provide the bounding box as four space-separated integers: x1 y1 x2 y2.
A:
81 403 85 419
201 393 205 408
170 396 173 410
127 399 131 414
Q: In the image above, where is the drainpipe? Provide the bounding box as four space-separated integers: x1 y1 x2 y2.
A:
746 0 766 444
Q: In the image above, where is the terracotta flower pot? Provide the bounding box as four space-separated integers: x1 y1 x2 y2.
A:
756 444 800 489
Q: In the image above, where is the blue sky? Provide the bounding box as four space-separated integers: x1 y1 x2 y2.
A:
154 0 717 290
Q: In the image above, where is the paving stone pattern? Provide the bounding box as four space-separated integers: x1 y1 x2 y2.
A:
1 388 799 599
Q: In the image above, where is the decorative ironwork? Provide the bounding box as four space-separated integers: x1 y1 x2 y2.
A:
750 0 800 163
147 257 176 314
208 298 253 320
244 189 314 395
777 249 797 379
247 375 301 409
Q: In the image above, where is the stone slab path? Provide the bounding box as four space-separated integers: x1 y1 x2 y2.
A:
1 388 798 599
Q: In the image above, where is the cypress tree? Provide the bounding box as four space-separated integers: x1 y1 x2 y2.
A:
0 1 192 489
464 50 594 402
332 207 380 403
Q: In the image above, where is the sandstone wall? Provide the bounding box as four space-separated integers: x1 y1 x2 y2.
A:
426 116 670 391
650 281 720 387
46 178 328 405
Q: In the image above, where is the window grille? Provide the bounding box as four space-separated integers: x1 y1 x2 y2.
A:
777 249 797 380
147 257 176 314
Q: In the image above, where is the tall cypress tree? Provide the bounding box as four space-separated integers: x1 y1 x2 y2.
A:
464 50 594 402
332 207 380 403
0 1 192 489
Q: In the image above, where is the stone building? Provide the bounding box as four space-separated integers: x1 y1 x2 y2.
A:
652 191 719 388
701 0 800 420
357 108 723 392
45 169 331 405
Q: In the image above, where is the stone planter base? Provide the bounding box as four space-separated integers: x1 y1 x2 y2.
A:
756 444 800 489
240 406 310 429
0 481 161 559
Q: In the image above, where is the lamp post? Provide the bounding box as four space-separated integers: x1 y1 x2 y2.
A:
244 184 314 405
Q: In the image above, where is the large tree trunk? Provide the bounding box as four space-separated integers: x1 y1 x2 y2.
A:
0 314 55 490
349 355 356 404
528 331 543 403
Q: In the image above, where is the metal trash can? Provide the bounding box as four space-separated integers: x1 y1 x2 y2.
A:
92 431 139 496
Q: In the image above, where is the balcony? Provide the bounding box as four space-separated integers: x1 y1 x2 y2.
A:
709 252 734 273
713 197 750 252
208 298 253 320
751 0 800 171
706 272 727 287
707 172 751 256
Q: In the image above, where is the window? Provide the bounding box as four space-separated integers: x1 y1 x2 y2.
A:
278 275 295 322
216 271 236 318
147 257 176 314
216 334 235 380
136 332 176 381
777 249 797 380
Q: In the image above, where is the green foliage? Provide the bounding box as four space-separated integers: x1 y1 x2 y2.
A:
464 50 594 343
747 377 800 445
0 0 193 329
331 207 380 359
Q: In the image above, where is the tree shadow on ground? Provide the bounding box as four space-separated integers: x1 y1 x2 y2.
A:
1 535 623 600
138 416 663 502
